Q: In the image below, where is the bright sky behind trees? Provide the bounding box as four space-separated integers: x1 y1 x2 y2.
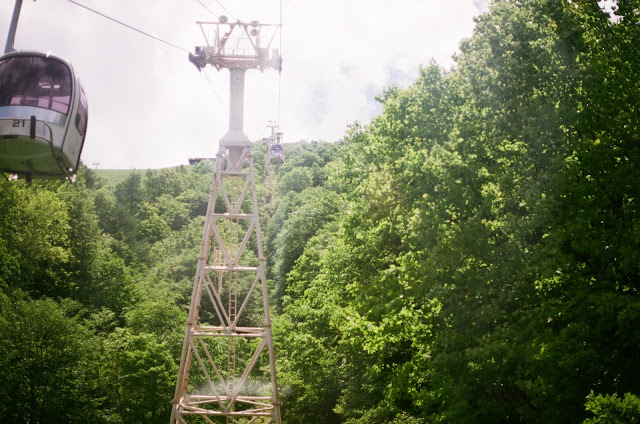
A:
1 0 488 169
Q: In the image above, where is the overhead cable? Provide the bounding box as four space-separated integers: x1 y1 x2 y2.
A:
66 0 191 53
194 0 218 18
202 69 228 117
212 0 237 21
66 0 230 126
278 0 283 124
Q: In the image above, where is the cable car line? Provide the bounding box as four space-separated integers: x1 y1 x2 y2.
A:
65 0 191 53
211 0 237 22
202 68 228 118
194 0 219 19
278 0 283 124
64 0 230 120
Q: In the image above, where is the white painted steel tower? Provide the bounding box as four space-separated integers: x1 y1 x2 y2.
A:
170 17 282 424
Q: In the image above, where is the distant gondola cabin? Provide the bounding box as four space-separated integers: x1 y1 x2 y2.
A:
268 131 284 165
0 51 88 180
268 143 284 165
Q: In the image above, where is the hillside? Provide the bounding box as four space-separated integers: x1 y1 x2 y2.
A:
94 168 141 185
2 1 640 423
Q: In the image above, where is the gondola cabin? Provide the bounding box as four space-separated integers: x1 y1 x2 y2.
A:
268 143 284 165
0 51 88 180
268 131 284 165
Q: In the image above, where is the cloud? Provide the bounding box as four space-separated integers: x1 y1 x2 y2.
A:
1 0 485 168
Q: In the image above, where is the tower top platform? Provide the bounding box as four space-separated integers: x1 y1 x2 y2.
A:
189 18 281 72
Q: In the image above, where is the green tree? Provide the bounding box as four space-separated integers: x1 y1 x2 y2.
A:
0 296 103 423
276 1 640 423
275 224 347 424
0 181 72 297
277 167 313 195
584 392 640 424
273 187 341 303
144 167 188 201
101 328 177 423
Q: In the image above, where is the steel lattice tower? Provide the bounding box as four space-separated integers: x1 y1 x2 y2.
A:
170 17 282 424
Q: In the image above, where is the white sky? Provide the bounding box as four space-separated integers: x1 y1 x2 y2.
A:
1 0 489 169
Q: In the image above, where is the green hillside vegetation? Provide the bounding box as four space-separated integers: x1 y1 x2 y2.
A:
95 168 141 185
2 0 640 423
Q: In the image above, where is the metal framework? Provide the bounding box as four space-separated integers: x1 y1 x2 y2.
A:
171 17 282 424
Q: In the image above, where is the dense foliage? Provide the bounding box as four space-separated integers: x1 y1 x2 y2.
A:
0 163 210 423
1 0 639 423
273 0 640 423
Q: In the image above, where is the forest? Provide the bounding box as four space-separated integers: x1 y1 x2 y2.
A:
1 0 640 422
